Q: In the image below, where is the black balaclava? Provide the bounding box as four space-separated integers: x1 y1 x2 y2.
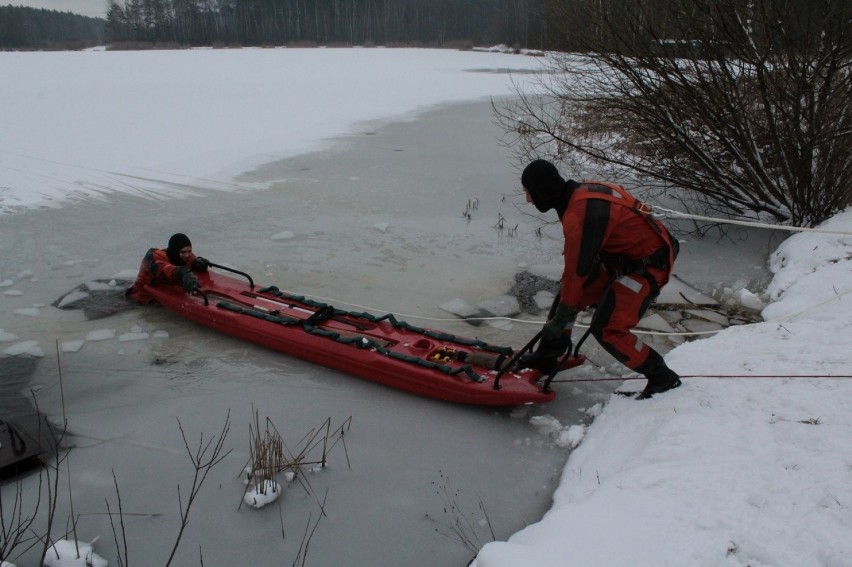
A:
166 233 192 265
521 159 578 217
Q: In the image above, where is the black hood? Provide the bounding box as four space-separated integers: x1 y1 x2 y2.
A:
521 159 578 217
166 233 191 265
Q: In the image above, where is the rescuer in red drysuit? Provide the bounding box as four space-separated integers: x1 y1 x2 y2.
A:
126 233 209 304
520 159 682 399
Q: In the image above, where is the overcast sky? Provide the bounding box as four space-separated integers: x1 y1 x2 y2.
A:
11 0 107 18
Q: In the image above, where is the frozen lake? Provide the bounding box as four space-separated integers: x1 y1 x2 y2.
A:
0 64 777 563
2 100 635 566
3 46 844 567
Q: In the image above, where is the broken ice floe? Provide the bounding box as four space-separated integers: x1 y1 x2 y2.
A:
685 309 730 326
438 298 490 326
85 329 116 341
85 280 118 291
61 339 85 353
529 414 587 450
0 329 19 342
656 275 719 305
119 325 150 341
637 313 677 334
441 270 761 350
2 340 44 357
271 231 295 241
476 295 520 318
728 287 764 311
533 290 556 310
57 290 90 308
13 307 40 317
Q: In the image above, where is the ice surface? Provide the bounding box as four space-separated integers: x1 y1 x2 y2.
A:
439 298 482 318
0 329 20 342
532 290 555 310
85 329 115 341
119 331 150 342
13 307 40 317
271 231 295 241
685 308 730 326
2 340 44 357
57 290 90 307
3 47 846 567
61 339 85 353
637 312 676 333
85 281 117 291
476 295 520 318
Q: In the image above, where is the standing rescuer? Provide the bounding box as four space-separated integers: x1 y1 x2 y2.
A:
126 233 210 304
520 159 682 399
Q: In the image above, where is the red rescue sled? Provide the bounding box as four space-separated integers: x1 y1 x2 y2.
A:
144 266 583 406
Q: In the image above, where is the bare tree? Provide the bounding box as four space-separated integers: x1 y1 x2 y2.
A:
496 0 852 227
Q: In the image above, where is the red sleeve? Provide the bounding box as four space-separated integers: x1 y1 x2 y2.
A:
151 249 181 281
560 202 589 310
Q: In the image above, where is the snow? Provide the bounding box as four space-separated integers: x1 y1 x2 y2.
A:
473 209 852 567
0 48 540 214
1 47 850 566
42 539 107 567
243 480 283 509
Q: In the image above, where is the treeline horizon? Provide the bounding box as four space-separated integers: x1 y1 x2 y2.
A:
105 0 551 49
0 5 105 49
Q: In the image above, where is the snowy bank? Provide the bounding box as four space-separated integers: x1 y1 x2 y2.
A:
474 209 852 566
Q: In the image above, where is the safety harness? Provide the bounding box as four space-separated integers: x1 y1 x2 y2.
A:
569 182 679 356
575 182 678 277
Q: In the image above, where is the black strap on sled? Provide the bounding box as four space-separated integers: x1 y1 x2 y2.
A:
216 289 518 384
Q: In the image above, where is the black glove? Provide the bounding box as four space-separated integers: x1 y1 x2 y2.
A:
192 257 210 272
175 266 200 293
515 333 573 373
542 303 576 341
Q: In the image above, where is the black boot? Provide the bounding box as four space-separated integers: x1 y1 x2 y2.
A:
634 351 682 400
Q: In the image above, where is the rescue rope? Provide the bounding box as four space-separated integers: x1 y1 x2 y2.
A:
652 206 852 236
551 373 852 384
264 292 742 337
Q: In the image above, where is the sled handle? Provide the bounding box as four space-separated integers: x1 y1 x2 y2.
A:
492 331 542 391
209 262 254 289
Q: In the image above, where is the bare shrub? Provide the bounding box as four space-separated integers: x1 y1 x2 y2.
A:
497 0 852 227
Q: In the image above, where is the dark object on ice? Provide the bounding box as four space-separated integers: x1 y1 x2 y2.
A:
54 279 137 320
510 271 560 315
0 419 44 480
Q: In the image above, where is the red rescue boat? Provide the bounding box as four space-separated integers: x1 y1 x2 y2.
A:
145 266 583 406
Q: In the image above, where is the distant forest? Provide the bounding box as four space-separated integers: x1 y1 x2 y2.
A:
0 5 105 49
104 0 551 49
0 1 554 50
